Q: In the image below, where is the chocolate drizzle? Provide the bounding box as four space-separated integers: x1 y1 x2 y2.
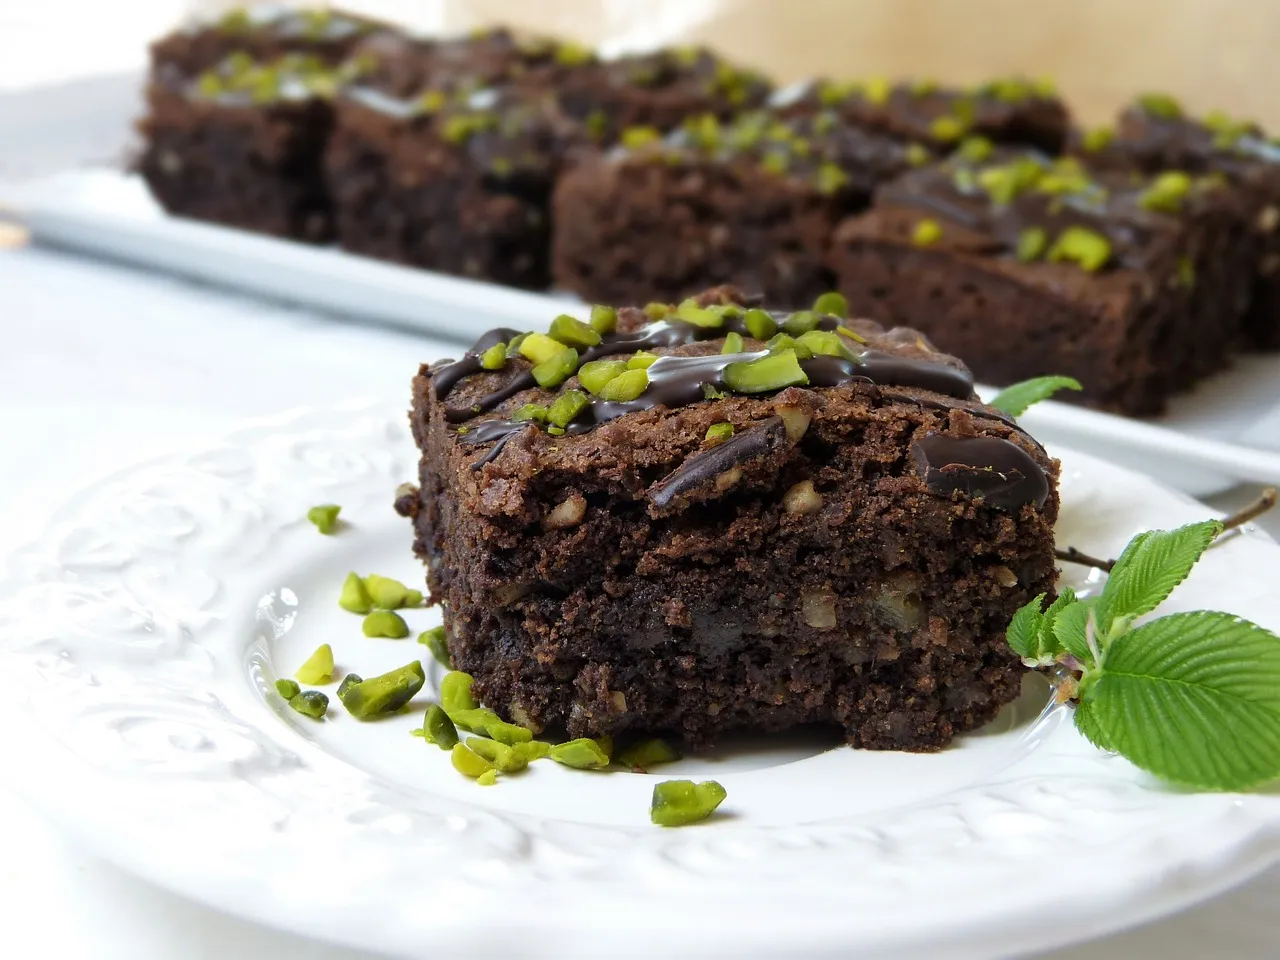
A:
910 433 1049 510
648 417 786 510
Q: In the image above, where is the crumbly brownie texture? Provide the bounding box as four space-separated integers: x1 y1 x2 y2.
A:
397 287 1059 752
773 77 1069 154
137 54 338 242
552 111 926 308
828 149 1251 415
325 86 576 288
1073 96 1280 351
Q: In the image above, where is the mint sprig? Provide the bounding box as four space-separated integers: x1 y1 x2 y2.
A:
988 376 1082 416
1008 519 1280 791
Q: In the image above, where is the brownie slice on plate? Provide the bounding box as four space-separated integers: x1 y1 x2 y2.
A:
396 286 1059 751
828 148 1251 415
551 111 929 308
1072 94 1280 350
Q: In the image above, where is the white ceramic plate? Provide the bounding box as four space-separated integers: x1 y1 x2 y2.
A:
4 170 1280 497
0 401 1279 960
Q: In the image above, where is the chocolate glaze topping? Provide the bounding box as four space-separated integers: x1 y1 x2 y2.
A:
648 417 786 509
910 433 1049 510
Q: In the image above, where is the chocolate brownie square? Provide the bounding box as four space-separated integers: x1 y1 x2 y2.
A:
396 286 1059 750
551 111 930 308
828 149 1251 415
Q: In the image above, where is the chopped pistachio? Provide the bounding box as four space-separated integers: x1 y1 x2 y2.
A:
814 162 849 195
1047 226 1112 272
627 351 659 369
288 690 329 720
797 330 852 358
706 423 734 444
1035 168 1094 196
837 325 868 344
588 304 618 334
702 384 726 400
904 142 932 167
862 76 891 105
339 661 425 719
295 643 335 685
532 348 580 389
519 331 567 365
549 738 611 769
548 390 590 428
910 77 938 96
479 342 507 370
781 310 820 335
723 349 809 393
275 678 301 700
339 572 373 614
1137 92 1183 119
1032 76 1057 97
337 673 362 698
1081 126 1115 153
929 115 967 143
1016 227 1048 262
621 125 662 150
579 359 629 395
674 298 726 328
423 704 459 749
476 769 498 786
364 574 417 610
418 626 450 666
1138 170 1193 213
417 89 447 113
650 779 727 826
721 331 745 354
512 403 549 423
912 219 943 246
599 368 649 402
617 738 682 771
766 333 814 360
643 302 670 320
977 157 1044 204
812 291 848 318
504 332 529 358
362 610 410 639
1178 255 1196 289
957 135 994 163
467 737 529 773
549 313 601 348
440 672 479 714
743 308 778 340
511 740 552 763
451 742 494 778
307 504 341 534
553 40 592 66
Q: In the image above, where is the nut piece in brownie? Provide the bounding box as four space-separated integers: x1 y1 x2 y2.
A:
326 86 578 289
1072 93 1280 351
138 53 339 242
773 76 1070 154
828 148 1251 415
552 111 931 308
396 286 1060 752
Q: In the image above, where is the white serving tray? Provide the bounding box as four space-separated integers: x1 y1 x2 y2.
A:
3 168 1280 496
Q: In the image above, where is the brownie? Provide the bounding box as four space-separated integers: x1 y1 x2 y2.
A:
551 111 930 308
325 86 578 289
827 149 1251 415
1072 95 1280 350
137 53 339 242
396 286 1059 751
773 76 1070 154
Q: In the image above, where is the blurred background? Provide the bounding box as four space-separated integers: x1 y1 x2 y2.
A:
3 0 1279 125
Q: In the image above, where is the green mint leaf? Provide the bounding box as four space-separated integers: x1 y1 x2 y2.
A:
1006 593 1048 662
987 376 1083 417
1052 599 1095 665
1096 521 1222 635
1077 611 1280 790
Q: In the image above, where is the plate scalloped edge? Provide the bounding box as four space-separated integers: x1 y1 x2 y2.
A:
1 399 1279 960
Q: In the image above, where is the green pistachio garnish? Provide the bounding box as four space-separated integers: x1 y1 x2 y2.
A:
549 738 611 769
466 737 529 773
307 504 341 534
1016 226 1048 262
977 157 1044 204
721 331 745 354
1047 226 1112 272
478 342 507 370
684 113 721 149
217 8 251 31
362 610 410 639
364 574 420 610
912 219 943 246
588 304 618 334
650 779 727 826
621 126 662 150
455 710 535 745
929 115 967 143
1081 126 1114 153
674 299 726 328
705 423 734 444
451 742 494 779
440 671 479 713
598 368 649 402
818 79 858 106
417 626 450 667
476 769 498 786
512 403 549 423
441 112 498 145
953 167 979 193
1138 171 1193 213
338 661 425 719
981 77 1037 103
1178 255 1196 289
743 309 778 340
957 135 994 163
617 738 682 771
1137 92 1183 119
798 330 853 358
760 151 790 176
766 333 813 360
643 302 670 320
275 679 301 700
1032 76 1057 97
811 111 838 135
519 332 567 365
904 142 932 167
504 332 529 358
549 314 601 348
627 351 659 369
584 111 608 141
339 572 373 614
812 291 848 318
548 390 590 428
196 72 224 97
579 359 629 395
837 325 868 343
288 690 329 720
814 162 849 196
1035 167 1094 196
781 310 820 335
862 76 892 105
512 740 552 763
337 673 362 698
910 78 939 96
723 349 809 393
532 349 580 389
417 89 447 113
423 704 459 749
295 643 334 685
553 41 592 66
